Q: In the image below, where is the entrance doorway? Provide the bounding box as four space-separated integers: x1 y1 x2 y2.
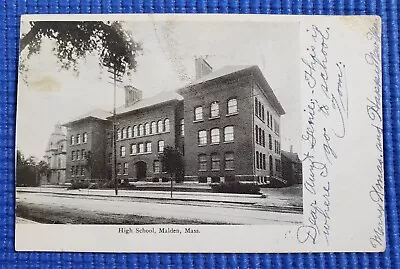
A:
269 155 274 176
135 161 147 180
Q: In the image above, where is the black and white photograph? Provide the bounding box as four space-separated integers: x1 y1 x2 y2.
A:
16 16 303 226
15 14 384 254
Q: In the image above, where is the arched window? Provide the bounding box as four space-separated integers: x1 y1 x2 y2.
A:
157 120 163 133
198 130 207 145
145 123 150 135
151 121 157 134
194 106 203 121
127 126 132 138
211 153 221 171
198 154 207 171
225 152 234 170
133 125 137 137
210 101 219 118
210 128 220 144
224 126 234 142
164 118 170 132
121 128 125 139
269 134 272 150
227 98 238 114
138 124 143 136
158 140 164 152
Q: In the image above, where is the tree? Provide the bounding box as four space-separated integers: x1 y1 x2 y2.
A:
16 149 40 187
19 21 143 81
159 146 184 198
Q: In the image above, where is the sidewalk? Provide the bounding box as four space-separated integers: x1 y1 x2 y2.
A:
16 187 263 205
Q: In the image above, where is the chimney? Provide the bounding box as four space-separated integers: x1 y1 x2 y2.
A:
124 85 143 107
290 145 293 153
195 57 213 79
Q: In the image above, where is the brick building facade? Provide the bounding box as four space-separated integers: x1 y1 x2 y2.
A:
62 59 285 185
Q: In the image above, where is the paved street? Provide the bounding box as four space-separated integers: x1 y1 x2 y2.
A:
16 190 302 225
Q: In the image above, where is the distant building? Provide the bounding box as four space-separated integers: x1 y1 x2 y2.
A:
62 58 285 184
281 147 302 185
42 123 67 184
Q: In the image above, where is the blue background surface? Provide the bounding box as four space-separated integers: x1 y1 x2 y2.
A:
1 0 399 268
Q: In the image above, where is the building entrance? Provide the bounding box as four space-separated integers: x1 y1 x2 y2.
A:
135 161 147 180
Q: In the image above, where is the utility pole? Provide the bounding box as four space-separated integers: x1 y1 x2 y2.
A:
112 66 118 196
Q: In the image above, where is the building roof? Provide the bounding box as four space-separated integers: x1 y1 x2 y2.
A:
62 109 112 127
178 65 285 115
281 150 301 163
113 90 183 117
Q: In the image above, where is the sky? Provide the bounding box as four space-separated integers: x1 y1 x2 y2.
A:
17 18 300 159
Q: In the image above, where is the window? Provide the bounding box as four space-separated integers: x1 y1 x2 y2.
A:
198 154 207 171
123 163 128 175
276 159 281 172
258 101 262 119
77 134 81 144
145 123 150 135
117 129 122 140
262 154 266 170
256 151 260 169
211 154 221 171
151 121 157 134
131 144 137 154
261 105 265 121
194 106 203 121
71 135 75 145
133 125 137 137
83 133 88 143
81 166 85 176
255 98 259 117
71 166 74 177
117 163 122 175
255 125 259 144
270 114 273 129
120 146 126 157
138 143 144 153
211 128 220 144
180 119 184 137
227 98 238 114
210 101 219 118
198 130 207 146
121 128 125 139
262 130 265 147
158 140 164 152
82 149 86 159
127 126 132 138
153 160 160 174
138 124 143 136
267 111 270 127
164 119 170 132
77 150 81 160
269 134 273 150
71 151 75 161
225 152 234 170
57 158 61 168
224 126 234 142
157 120 163 133
146 142 152 152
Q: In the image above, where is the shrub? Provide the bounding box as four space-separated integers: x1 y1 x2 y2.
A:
68 180 90 190
211 181 260 194
224 175 235 182
161 177 170 182
198 176 207 183
152 177 160 183
211 176 220 183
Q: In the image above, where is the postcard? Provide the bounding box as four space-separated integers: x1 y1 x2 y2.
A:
15 14 384 253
